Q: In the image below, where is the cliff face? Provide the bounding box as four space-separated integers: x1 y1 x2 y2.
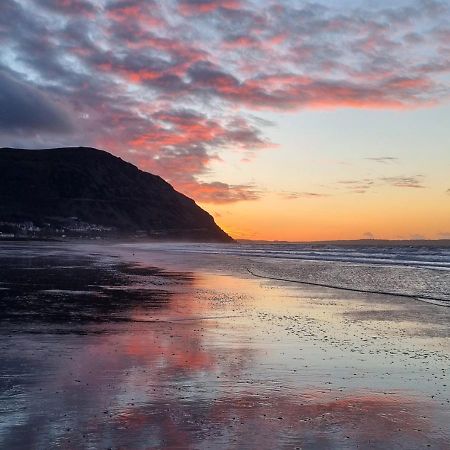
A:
0 147 233 242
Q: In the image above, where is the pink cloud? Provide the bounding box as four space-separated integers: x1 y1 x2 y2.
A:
179 0 241 15
180 181 261 204
1 0 449 205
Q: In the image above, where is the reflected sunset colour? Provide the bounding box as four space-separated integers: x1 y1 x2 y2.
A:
1 0 449 240
0 243 449 449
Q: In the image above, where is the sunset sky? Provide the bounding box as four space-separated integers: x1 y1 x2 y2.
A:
1 0 449 240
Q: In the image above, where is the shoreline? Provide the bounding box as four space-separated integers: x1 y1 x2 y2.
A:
2 236 450 246
246 267 450 307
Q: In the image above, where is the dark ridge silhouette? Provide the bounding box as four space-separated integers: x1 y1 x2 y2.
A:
0 147 233 242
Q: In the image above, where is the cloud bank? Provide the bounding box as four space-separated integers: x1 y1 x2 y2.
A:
1 0 449 202
0 72 73 133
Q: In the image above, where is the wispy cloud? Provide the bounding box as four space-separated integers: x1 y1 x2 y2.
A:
337 175 426 193
365 157 399 164
188 182 262 204
279 191 329 200
380 176 425 188
337 179 376 194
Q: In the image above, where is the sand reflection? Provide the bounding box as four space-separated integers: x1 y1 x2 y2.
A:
0 246 448 449
1 309 446 449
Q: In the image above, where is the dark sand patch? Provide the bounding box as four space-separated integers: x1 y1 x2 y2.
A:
0 251 192 326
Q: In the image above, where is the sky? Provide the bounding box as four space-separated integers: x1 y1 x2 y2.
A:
0 0 449 240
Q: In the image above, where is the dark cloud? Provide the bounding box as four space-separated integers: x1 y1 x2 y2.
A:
0 71 73 133
179 0 241 15
36 0 97 15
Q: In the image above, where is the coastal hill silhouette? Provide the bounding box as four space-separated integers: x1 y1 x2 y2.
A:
0 147 232 242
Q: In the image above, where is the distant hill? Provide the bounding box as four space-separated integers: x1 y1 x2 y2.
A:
0 147 233 242
237 239 450 247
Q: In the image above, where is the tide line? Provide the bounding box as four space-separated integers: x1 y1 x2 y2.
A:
246 268 449 307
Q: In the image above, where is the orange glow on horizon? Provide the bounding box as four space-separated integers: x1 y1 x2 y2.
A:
200 190 450 241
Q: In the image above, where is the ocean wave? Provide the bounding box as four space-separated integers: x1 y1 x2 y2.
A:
128 242 450 304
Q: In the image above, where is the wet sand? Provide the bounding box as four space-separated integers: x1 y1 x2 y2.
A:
0 242 449 449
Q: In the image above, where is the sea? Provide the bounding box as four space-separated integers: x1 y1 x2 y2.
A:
124 241 450 305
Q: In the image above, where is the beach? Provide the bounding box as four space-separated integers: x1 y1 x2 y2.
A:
0 241 449 449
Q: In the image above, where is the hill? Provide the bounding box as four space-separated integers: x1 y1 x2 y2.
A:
0 147 232 242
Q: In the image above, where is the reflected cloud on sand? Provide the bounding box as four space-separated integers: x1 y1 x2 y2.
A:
1 304 446 449
0 246 448 449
